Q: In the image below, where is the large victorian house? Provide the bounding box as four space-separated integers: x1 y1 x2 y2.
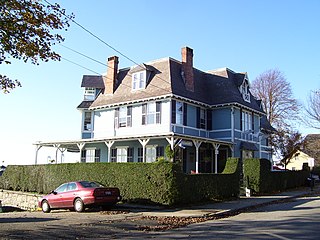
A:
35 47 274 173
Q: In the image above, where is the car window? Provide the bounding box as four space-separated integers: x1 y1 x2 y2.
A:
55 183 68 193
79 181 103 188
67 182 77 191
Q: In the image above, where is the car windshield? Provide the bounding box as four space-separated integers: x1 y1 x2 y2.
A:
79 181 104 188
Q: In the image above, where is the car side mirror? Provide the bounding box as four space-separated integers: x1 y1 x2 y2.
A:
51 190 57 195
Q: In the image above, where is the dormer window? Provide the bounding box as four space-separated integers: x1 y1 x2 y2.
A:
240 79 250 103
132 71 146 90
84 87 95 101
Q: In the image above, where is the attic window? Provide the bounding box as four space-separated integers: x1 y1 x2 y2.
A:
241 80 250 103
84 87 95 101
132 71 146 90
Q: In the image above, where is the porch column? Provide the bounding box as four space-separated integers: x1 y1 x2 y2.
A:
53 144 60 164
138 138 150 163
212 143 220 174
77 143 85 163
59 148 67 163
165 137 175 150
105 141 114 162
192 140 202 173
34 144 42 165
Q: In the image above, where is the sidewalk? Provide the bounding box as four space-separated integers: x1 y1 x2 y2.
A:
122 183 320 218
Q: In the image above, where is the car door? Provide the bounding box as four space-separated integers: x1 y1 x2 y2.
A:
49 183 68 208
63 182 78 208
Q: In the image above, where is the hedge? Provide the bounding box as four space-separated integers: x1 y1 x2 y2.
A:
176 158 240 203
244 158 309 193
0 158 240 206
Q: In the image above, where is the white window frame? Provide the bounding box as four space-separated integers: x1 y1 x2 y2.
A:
176 101 183 125
142 102 161 125
85 148 96 163
146 145 157 163
84 87 95 101
83 112 92 131
242 110 252 132
132 71 146 90
117 147 127 163
241 80 250 103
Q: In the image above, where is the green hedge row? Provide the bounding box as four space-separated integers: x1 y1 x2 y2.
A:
176 158 240 203
244 158 309 193
0 162 180 205
0 159 240 206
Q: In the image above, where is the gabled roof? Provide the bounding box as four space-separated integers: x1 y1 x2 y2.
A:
87 57 264 114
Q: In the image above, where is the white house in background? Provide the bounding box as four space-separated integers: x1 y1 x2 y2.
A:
285 150 314 170
35 46 275 173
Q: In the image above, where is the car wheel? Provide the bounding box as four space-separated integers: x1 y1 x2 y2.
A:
41 200 51 213
74 198 84 212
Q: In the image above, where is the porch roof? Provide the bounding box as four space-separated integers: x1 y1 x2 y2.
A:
34 133 233 152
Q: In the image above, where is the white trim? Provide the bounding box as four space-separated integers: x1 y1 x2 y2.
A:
89 94 173 110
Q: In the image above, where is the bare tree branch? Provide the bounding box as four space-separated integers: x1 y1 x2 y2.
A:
251 69 301 130
304 90 320 129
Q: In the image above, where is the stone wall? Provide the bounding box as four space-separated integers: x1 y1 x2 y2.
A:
0 189 42 211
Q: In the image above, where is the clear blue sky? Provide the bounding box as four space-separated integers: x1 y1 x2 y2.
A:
1 0 319 166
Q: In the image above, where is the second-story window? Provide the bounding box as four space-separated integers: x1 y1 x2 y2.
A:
132 71 146 90
142 102 161 125
176 101 183 125
84 112 92 131
200 108 206 129
241 110 253 132
115 106 132 128
84 87 95 101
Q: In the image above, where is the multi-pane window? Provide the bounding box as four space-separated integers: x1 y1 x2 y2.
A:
200 108 206 129
84 87 95 100
84 112 92 131
146 146 156 163
132 71 146 90
127 148 134 162
85 149 95 163
117 148 127 162
81 149 100 163
176 101 183 125
110 147 134 162
242 111 252 132
146 146 164 162
138 148 143 162
142 102 161 125
115 106 132 128
111 149 117 162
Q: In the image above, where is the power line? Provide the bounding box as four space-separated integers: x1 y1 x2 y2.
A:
59 44 172 94
61 57 102 75
44 0 140 67
44 0 172 87
60 44 107 67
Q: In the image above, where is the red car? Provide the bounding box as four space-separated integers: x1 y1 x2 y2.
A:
38 181 121 213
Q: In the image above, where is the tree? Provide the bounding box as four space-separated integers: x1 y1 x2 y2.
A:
251 69 302 160
0 0 74 93
251 69 301 130
304 90 320 129
276 130 305 169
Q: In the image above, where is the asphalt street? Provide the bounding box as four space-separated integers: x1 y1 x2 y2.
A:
0 188 319 239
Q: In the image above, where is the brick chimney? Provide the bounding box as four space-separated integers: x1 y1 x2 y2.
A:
181 46 194 92
104 56 119 94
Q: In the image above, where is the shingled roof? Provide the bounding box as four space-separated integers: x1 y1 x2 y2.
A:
84 55 264 114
